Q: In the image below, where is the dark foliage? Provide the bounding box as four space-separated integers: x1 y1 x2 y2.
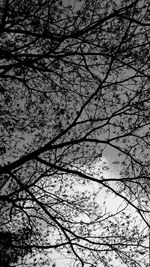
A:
0 0 150 266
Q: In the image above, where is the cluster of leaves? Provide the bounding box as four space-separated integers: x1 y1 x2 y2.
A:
0 0 150 266
0 228 32 266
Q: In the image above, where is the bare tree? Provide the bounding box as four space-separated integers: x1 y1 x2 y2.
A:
0 0 150 266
